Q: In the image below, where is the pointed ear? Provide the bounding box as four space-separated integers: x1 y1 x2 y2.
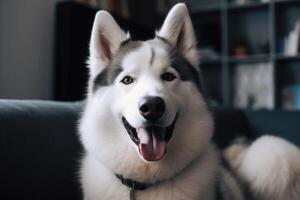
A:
157 3 199 66
89 11 127 73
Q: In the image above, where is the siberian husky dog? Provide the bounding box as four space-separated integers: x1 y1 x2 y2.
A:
79 3 300 200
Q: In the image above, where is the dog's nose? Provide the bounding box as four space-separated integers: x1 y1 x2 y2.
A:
139 97 165 121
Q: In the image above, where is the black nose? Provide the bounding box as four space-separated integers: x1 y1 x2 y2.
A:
139 97 166 121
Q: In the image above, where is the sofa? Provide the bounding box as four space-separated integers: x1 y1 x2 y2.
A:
0 100 299 200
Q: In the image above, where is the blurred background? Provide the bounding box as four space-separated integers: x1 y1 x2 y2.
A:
0 0 300 110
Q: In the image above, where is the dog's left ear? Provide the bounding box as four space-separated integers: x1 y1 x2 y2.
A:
89 11 127 75
157 3 198 66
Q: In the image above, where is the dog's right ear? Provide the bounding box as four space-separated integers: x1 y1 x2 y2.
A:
89 11 127 74
157 3 198 66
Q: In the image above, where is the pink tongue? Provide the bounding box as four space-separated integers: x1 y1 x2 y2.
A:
137 127 167 161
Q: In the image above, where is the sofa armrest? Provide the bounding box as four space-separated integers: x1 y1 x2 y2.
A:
0 100 83 200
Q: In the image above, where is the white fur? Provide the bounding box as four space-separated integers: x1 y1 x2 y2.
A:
79 2 300 200
81 145 219 200
80 3 219 199
240 136 300 200
225 135 300 200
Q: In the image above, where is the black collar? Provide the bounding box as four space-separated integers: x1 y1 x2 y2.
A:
115 174 156 190
115 151 204 192
116 173 225 200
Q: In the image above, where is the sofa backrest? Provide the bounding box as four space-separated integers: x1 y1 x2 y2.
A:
213 108 300 148
244 110 300 146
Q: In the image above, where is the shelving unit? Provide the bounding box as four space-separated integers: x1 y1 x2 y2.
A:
54 1 300 107
189 0 300 109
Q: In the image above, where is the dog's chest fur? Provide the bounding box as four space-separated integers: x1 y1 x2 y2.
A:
81 145 223 200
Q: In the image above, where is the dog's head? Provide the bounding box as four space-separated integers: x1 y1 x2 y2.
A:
80 3 213 182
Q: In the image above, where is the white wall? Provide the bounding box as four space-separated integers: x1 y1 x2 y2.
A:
0 0 63 99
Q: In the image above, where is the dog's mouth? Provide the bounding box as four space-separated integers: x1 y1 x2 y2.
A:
122 115 178 162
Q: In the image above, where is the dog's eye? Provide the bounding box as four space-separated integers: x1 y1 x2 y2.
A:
121 76 134 85
161 72 176 82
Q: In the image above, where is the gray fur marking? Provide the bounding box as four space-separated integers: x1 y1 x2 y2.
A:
149 47 155 66
155 36 203 92
93 65 122 89
93 41 142 91
168 47 202 92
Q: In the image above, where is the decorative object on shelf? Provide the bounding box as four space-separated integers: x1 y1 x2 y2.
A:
284 19 300 56
282 84 300 110
234 62 274 110
233 38 249 58
234 46 248 59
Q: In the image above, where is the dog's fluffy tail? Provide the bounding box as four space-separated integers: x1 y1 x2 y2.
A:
224 135 300 200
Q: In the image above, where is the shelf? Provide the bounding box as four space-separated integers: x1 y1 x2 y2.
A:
276 54 300 61
227 55 270 64
183 0 300 109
